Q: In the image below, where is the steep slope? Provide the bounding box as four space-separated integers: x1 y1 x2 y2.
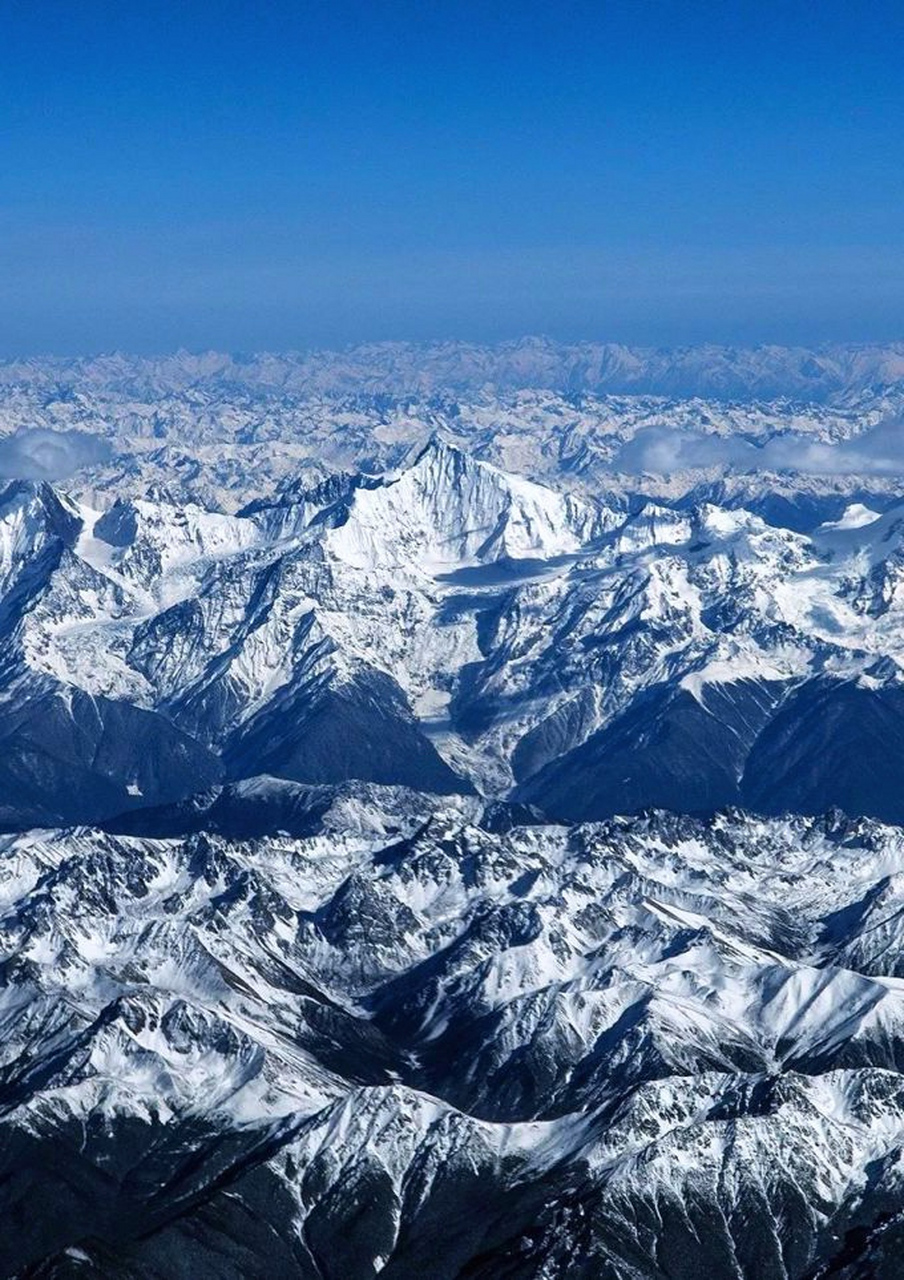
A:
4 807 904 1275
6 443 904 826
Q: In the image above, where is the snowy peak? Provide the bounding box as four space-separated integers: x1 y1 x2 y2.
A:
611 501 694 552
6 442 904 827
89 494 260 594
327 434 610 571
0 477 81 550
0 478 81 597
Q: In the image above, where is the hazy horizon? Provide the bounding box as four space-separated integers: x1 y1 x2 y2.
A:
3 334 904 366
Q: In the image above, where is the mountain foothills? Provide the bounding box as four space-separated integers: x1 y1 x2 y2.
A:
3 344 904 1277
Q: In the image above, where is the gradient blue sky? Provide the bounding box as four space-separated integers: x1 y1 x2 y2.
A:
1 0 902 354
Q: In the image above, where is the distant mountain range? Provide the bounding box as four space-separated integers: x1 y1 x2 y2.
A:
4 337 904 398
1 340 904 512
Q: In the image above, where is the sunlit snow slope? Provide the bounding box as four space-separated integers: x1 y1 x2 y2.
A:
2 438 904 825
3 804 904 1275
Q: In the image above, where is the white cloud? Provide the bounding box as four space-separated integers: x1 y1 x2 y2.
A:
0 428 111 481
615 420 904 477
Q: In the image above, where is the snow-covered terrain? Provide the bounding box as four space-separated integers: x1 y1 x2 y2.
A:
2 343 904 1275
2 341 904 514
4 804 904 1275
3 435 904 825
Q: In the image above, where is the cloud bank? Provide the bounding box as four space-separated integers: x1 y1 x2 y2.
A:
0 428 112 481
615 420 904 478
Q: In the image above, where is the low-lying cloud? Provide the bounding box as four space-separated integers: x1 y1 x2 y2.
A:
0 428 112 481
615 420 904 478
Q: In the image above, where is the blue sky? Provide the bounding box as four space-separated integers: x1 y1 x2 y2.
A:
1 0 902 353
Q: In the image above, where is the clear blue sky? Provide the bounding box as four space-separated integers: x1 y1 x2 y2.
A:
1 0 902 354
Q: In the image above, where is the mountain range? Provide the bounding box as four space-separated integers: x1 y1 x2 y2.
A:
5 800 904 1276
2 354 904 1276
3 340 904 516
3 436 904 832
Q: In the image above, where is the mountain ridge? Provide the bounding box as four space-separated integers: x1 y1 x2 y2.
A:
2 803 904 1274
3 424 904 1274
3 439 904 830
2 340 904 516
4 338 904 398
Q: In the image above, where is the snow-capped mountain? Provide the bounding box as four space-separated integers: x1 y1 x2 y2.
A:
4 409 904 1275
4 337 904 401
3 437 904 827
4 802 904 1276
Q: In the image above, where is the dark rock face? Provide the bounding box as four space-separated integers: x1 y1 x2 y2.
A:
742 680 904 824
516 679 781 820
224 670 471 797
517 678 904 828
93 497 139 548
0 689 222 828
